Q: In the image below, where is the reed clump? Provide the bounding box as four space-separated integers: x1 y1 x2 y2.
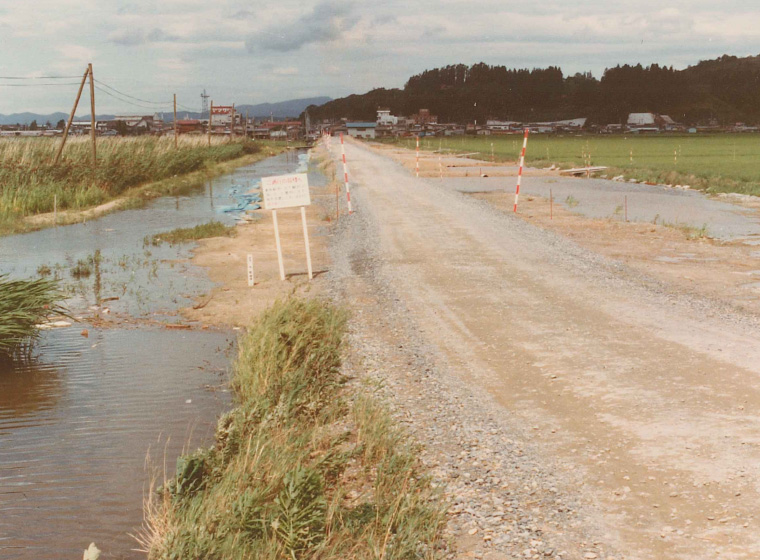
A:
148 221 236 246
0 275 66 357
141 297 447 559
0 136 261 221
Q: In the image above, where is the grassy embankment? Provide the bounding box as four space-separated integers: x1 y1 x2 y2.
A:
389 134 760 197
0 275 66 358
142 298 446 559
0 136 286 235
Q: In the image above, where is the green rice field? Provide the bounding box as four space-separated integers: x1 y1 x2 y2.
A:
387 134 760 196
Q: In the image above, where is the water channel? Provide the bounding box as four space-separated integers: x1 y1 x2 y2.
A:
0 150 316 559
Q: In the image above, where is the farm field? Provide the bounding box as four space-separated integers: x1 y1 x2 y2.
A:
386 133 760 196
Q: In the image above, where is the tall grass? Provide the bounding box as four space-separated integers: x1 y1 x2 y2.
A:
141 298 446 559
0 136 261 220
386 133 760 196
0 275 66 357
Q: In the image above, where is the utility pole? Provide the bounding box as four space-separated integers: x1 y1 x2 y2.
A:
54 66 89 164
173 93 178 148
88 63 96 168
207 100 213 146
231 103 236 139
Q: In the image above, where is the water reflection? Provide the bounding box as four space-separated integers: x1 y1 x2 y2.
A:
0 356 64 426
0 326 232 560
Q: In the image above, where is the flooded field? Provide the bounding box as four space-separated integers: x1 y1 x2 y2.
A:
0 150 315 558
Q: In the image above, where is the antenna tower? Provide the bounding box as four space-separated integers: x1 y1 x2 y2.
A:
201 89 210 117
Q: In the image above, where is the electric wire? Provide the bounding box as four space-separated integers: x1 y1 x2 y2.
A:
0 75 81 80
94 79 170 106
93 85 172 111
0 82 82 87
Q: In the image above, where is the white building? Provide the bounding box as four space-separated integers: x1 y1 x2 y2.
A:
376 109 398 126
346 122 377 139
627 113 656 127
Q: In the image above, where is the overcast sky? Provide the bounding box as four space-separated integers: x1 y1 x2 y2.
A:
0 0 758 115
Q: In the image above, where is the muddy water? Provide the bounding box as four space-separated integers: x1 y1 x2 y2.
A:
0 151 315 559
0 151 316 318
0 327 231 559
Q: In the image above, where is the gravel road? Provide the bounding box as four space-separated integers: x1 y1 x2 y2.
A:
324 139 760 560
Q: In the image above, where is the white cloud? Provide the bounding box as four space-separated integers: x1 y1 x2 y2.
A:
1 0 760 113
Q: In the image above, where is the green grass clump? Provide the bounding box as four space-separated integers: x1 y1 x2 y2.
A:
384 133 760 197
0 275 66 357
148 221 236 246
142 297 447 560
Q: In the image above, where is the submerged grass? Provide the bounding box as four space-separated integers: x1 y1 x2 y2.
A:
0 275 66 357
141 297 447 559
385 134 760 197
149 221 236 245
0 136 272 230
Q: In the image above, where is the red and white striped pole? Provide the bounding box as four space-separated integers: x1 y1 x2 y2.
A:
513 128 529 213
416 135 420 178
340 133 353 214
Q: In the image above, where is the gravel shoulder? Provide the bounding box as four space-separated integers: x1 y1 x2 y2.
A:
324 138 760 560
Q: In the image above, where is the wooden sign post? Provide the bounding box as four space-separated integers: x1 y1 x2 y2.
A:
261 173 312 281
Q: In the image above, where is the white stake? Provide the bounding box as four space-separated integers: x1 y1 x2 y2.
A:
301 206 313 280
340 133 353 213
416 135 420 177
247 253 255 287
272 209 285 281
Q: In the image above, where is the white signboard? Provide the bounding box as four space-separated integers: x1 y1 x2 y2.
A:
261 173 311 210
210 106 232 126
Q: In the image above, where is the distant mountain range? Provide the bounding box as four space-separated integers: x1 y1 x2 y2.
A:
0 96 333 126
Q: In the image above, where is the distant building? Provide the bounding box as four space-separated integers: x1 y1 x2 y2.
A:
176 119 203 134
626 112 684 132
377 108 398 126
346 122 377 139
627 113 656 127
413 109 438 125
486 120 520 132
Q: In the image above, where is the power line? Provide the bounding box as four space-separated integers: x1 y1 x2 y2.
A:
94 79 170 106
0 75 81 80
93 85 172 111
0 82 82 87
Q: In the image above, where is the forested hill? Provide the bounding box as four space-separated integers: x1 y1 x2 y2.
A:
307 55 760 126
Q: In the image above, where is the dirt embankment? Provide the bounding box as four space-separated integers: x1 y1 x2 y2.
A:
181 139 760 559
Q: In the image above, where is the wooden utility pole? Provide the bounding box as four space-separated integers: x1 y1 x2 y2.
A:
173 94 178 148
54 67 89 164
231 103 236 139
88 63 96 167
208 100 213 146
245 110 249 138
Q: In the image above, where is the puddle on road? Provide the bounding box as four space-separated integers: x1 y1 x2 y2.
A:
0 150 321 559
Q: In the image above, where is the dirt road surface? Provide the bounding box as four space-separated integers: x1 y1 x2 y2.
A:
325 139 760 560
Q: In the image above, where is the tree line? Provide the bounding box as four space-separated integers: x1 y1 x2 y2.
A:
306 55 760 126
